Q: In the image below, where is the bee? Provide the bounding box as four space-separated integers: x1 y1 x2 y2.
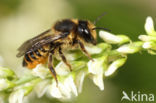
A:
17 16 109 83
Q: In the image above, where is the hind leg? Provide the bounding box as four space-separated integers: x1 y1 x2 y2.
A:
48 53 58 84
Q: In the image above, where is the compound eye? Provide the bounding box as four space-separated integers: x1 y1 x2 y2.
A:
84 29 89 34
78 26 89 35
78 26 84 33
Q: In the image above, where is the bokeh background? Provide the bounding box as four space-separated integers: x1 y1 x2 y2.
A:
0 0 156 103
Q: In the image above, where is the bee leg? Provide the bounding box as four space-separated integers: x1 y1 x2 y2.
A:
48 53 58 85
59 47 72 71
78 40 93 61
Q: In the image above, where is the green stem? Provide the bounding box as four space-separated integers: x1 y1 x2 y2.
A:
15 75 39 86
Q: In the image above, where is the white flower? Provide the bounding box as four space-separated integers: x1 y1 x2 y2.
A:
87 56 107 90
35 79 51 98
31 64 50 79
88 59 104 75
55 61 86 76
145 16 156 36
32 60 87 100
48 81 62 98
55 62 70 76
105 58 127 76
9 89 25 103
48 75 78 100
75 70 87 93
9 81 36 103
58 76 78 98
0 79 9 91
92 72 104 90
139 17 156 51
117 42 143 54
99 31 130 44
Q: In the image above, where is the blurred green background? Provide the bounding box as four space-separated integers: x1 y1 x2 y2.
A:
0 0 156 103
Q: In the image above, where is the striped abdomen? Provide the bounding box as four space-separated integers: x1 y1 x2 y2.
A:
23 46 49 69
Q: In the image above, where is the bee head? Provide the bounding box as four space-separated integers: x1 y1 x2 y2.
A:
77 20 97 45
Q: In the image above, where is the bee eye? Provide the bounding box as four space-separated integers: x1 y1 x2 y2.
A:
77 20 96 45
78 27 84 33
84 29 89 34
77 26 89 36
77 27 89 35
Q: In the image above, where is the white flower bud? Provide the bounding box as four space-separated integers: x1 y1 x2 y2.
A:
147 50 156 55
105 58 127 76
99 31 121 43
85 45 102 54
0 79 9 91
0 79 15 91
99 31 130 44
117 45 136 54
145 16 156 36
138 35 156 42
117 42 143 54
143 42 152 49
143 41 156 50
0 67 15 78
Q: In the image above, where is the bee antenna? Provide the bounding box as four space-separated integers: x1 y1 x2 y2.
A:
93 12 107 25
92 27 111 32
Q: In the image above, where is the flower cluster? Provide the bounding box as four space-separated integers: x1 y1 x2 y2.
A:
139 16 156 54
0 16 155 103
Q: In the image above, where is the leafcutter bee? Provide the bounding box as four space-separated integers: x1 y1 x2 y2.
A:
17 15 109 83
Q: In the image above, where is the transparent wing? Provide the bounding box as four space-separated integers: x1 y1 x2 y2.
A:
16 29 68 57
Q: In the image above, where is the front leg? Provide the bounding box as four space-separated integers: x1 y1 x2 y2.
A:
48 53 58 84
59 47 72 71
78 40 93 61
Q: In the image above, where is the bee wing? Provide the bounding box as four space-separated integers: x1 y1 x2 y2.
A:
16 29 68 57
16 29 52 57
